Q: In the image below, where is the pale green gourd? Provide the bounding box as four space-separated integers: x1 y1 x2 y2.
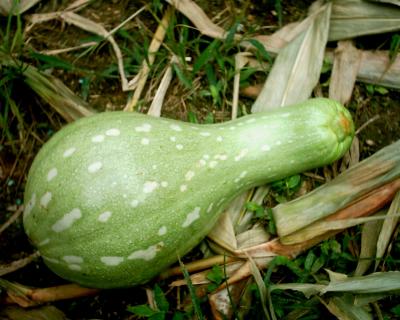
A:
23 98 354 288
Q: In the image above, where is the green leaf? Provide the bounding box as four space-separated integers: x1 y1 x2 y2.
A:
246 38 272 63
207 265 224 284
389 34 400 63
127 304 159 317
391 304 400 316
172 63 192 89
286 174 301 190
311 256 326 274
179 258 205 320
172 312 186 320
304 251 316 272
204 112 214 124
375 86 389 95
187 111 199 124
154 285 169 313
29 52 75 71
193 39 219 74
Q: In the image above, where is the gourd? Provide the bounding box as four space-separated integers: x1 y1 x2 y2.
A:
23 98 354 289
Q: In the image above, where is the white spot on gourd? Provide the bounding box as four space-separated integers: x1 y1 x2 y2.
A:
161 181 168 188
40 191 52 208
207 202 214 213
214 154 227 161
101 256 124 266
141 138 150 145
135 123 152 132
130 199 139 207
42 256 60 264
170 136 176 142
203 154 210 160
152 165 158 169
128 242 164 261
199 159 207 166
63 147 76 158
276 140 282 145
209 161 218 168
235 170 248 183
105 128 120 136
143 181 159 193
88 161 102 173
68 264 82 271
92 135 105 143
170 124 182 132
246 118 256 123
158 226 167 236
200 132 211 137
38 238 50 246
261 144 271 151
47 168 58 181
180 185 187 192
217 136 223 142
98 211 112 222
185 170 195 181
52 208 82 232
63 255 84 264
234 149 249 161
182 207 201 228
24 193 36 218
176 144 183 150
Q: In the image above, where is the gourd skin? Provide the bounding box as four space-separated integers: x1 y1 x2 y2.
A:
23 98 354 288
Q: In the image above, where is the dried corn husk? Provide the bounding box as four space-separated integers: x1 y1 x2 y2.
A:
0 0 41 15
251 2 331 111
273 140 400 239
328 0 400 41
0 52 94 122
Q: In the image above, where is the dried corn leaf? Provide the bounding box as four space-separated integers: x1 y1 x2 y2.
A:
125 6 172 110
354 213 383 276
329 0 400 41
251 3 331 112
321 271 400 294
273 140 400 238
23 65 95 121
209 278 250 320
0 0 41 15
207 212 238 252
271 271 400 295
166 0 229 40
357 51 400 89
236 225 271 249
375 190 400 270
0 306 67 320
0 52 94 121
280 212 400 245
329 40 361 105
324 296 373 320
270 283 325 298
147 56 177 117
368 0 400 6
244 22 301 55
